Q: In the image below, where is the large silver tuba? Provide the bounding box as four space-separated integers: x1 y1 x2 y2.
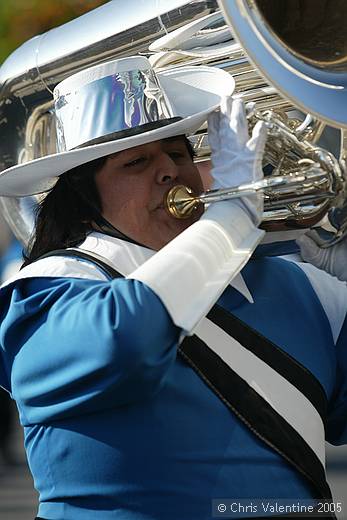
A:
0 0 346 244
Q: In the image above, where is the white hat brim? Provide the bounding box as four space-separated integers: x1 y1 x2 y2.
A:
0 65 234 197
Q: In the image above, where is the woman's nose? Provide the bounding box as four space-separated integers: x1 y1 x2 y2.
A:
155 153 178 184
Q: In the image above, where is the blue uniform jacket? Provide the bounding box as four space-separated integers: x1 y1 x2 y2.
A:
0 239 347 519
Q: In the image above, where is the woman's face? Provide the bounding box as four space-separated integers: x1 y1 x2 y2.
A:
95 137 204 250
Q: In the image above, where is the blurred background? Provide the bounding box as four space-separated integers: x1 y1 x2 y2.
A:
0 0 107 62
0 1 346 519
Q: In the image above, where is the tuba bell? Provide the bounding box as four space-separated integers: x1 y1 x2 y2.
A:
0 0 346 245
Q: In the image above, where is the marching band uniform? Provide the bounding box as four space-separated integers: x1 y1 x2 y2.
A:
0 56 346 520
0 230 346 519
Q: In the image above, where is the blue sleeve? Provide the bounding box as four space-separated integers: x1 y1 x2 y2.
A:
0 276 180 425
326 314 347 445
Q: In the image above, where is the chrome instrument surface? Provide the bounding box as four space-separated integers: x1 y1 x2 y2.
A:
0 0 346 244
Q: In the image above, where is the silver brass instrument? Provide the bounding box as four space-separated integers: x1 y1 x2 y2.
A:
165 107 344 230
0 0 346 244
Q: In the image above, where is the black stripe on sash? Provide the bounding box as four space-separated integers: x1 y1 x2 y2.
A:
180 333 332 501
207 305 328 424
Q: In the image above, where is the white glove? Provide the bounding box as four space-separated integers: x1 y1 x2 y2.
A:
297 230 347 281
207 96 267 225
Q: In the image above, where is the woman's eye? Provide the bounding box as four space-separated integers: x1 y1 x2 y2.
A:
123 157 146 168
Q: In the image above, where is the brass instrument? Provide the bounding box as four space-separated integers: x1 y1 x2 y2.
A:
0 0 346 244
165 107 344 234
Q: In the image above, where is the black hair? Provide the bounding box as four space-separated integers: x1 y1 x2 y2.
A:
22 136 196 266
22 156 107 266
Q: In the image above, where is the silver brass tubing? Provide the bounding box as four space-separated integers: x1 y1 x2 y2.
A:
165 167 327 219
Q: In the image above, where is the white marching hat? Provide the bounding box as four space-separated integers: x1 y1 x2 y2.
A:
0 56 235 197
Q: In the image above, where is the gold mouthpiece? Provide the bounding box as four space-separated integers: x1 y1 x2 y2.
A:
165 185 202 219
